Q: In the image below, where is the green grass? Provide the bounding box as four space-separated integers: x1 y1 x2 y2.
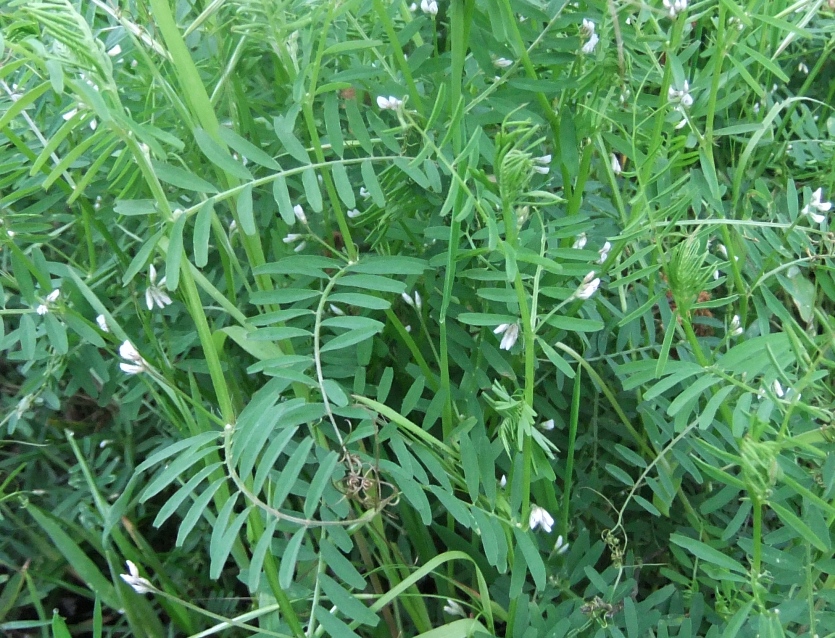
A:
1 0 834 636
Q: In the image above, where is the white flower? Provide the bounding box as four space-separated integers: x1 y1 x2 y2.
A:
6 230 15 238
376 95 404 111
772 379 785 398
119 341 149 375
581 32 599 55
409 2 417 9
798 62 809 74
575 271 601 300
730 314 743 337
89 119 97 131
145 265 171 310
529 504 554 532
414 290 422 310
283 233 303 244
499 474 507 487
554 535 570 555
62 108 78 121
120 561 154 594
36 289 60 316
329 304 344 315
347 208 361 219
96 314 109 332
229 219 238 234
294 241 307 253
581 18 595 36
493 57 513 69
443 599 466 617
572 233 587 250
716 243 728 259
802 188 831 224
662 0 688 17
668 81 693 109
107 44 122 57
420 0 438 15
401 291 415 307
293 204 307 224
597 241 612 264
493 323 520 350
611 154 622 175
540 419 555 431
359 186 370 199
533 155 551 175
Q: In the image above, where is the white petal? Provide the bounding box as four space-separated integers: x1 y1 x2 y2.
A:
46 289 60 302
376 95 390 109
120 362 144 375
145 288 154 310
493 323 509 334
119 340 141 362
36 304 48 316
96 314 109 331
541 419 555 431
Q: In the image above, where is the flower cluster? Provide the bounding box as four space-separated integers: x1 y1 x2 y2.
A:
663 0 688 17
420 0 438 15
580 19 599 55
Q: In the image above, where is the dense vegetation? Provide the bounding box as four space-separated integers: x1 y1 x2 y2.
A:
1 0 834 636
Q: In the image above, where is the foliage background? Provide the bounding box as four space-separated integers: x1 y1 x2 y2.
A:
1 0 834 636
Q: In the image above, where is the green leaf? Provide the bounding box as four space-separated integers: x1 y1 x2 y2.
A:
237 184 255 235
217 127 281 170
114 200 156 216
345 99 373 153
177 480 223 547
273 113 311 164
193 200 212 268
273 176 296 225
313 605 362 638
165 213 186 291
460 432 480 502
304 450 340 518
26 505 119 610
43 314 68 354
152 463 221 528
320 326 382 353
151 160 217 192
545 315 604 332
318 574 379 626
271 438 314 509
360 160 386 207
512 528 546 589
210 506 251 579
328 292 390 310
52 610 72 638
669 533 747 574
248 517 279 592
123 230 163 286
140 446 218 502
324 93 344 157
768 501 830 552
302 168 323 212
337 274 406 294
279 528 306 589
331 162 356 208
347 256 427 275
456 312 517 326
320 539 366 589
136 431 220 473
193 128 253 180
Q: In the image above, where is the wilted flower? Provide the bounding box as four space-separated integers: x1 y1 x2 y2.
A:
145 265 171 310
572 233 588 250
420 0 438 15
611 154 622 175
663 0 688 17
801 188 831 224
120 561 154 594
575 271 601 300
293 204 307 224
493 57 513 69
119 341 149 375
554 535 570 554
36 289 60 316
493 323 520 350
96 314 109 332
598 241 612 264
443 599 466 617
529 504 554 532
540 419 555 431
376 95 404 111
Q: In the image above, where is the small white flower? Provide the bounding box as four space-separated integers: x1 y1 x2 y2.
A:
89 119 97 131
753 102 761 114
36 289 60 315
329 304 344 315
119 340 149 375
662 0 688 17
46 289 60 303
359 186 370 199
347 208 361 219
493 57 513 69
535 154 552 165
414 291 422 310
597 241 612 264
730 314 743 337
611 154 622 175
131 59 138 69
575 271 601 300
554 535 570 554
668 81 693 109
493 322 520 350
107 44 122 57
420 0 438 15
772 379 785 398
283 233 303 244
294 241 307 253
529 504 555 532
581 18 595 36
401 292 415 307
120 561 154 594
36 304 48 316
62 108 78 121
409 2 417 9
7 230 15 238
798 62 809 74
405 324 412 332
145 265 172 310
293 204 307 224
499 474 507 487
532 164 550 175
443 599 466 617
581 32 599 55
716 243 728 259
540 419 555 431
229 219 238 234
376 95 404 111
572 233 587 250
96 314 109 332
801 188 831 224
